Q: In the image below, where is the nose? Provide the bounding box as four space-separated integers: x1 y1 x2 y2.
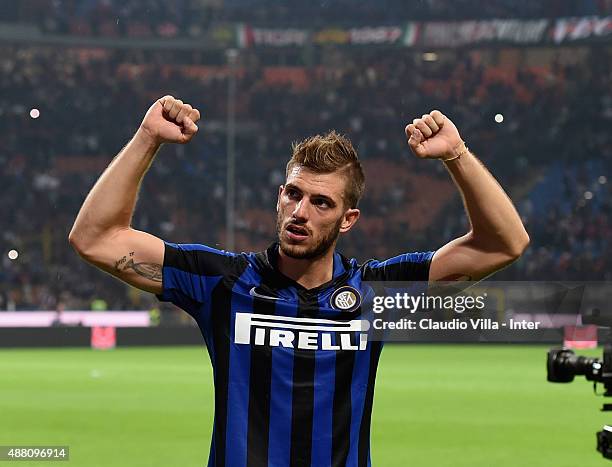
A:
292 198 308 221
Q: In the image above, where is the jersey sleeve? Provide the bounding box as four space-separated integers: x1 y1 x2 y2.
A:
155 241 239 317
361 251 435 282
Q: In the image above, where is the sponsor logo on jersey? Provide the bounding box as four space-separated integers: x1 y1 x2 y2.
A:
330 286 361 311
234 312 369 351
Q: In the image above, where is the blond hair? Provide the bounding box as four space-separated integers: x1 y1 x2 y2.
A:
286 131 365 209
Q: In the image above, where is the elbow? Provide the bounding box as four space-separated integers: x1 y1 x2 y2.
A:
68 226 98 260
68 227 79 250
68 228 88 257
69 225 124 262
471 228 530 263
505 230 530 260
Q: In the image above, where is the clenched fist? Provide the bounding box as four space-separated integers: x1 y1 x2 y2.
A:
139 95 201 145
406 110 465 161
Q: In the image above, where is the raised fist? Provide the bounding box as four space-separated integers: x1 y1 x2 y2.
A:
139 95 201 145
406 110 464 160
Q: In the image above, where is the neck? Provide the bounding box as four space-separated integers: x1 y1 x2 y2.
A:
277 245 336 290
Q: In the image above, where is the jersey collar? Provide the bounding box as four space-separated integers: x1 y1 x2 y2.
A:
254 242 351 294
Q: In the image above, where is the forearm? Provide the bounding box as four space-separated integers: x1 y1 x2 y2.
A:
69 129 160 249
444 150 529 255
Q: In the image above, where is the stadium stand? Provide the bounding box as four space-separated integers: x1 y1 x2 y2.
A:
0 4 610 311
2 0 610 33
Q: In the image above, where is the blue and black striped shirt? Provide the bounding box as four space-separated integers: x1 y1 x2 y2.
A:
156 241 433 467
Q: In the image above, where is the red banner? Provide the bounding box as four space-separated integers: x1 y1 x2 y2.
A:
91 326 116 350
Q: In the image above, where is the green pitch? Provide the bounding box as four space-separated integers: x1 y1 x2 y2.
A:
0 345 606 466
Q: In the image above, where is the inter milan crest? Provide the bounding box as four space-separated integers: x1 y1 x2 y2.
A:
330 286 362 312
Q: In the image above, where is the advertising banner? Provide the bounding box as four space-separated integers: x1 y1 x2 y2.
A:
236 17 610 49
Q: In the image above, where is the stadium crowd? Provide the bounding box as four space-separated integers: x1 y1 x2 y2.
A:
0 42 610 311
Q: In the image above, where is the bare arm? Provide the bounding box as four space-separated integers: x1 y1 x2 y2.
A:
68 96 201 294
406 111 529 282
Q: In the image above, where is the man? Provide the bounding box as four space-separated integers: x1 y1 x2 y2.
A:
69 96 529 466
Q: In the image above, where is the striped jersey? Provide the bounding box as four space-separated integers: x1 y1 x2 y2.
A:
156 241 434 467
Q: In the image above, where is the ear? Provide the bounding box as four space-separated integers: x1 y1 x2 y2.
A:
339 208 360 233
276 185 284 212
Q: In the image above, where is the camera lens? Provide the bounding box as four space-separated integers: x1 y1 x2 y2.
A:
547 347 601 383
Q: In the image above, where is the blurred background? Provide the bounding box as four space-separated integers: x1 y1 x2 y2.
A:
0 0 610 314
0 2 611 465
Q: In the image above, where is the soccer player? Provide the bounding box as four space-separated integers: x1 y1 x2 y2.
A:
69 96 529 466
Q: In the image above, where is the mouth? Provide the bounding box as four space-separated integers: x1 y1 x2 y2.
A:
285 223 309 241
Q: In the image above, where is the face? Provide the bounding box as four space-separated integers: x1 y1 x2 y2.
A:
276 166 360 260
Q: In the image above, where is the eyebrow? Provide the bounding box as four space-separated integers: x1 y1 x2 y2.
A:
285 183 337 206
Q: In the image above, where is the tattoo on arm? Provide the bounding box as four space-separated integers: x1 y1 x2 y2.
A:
115 251 162 282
